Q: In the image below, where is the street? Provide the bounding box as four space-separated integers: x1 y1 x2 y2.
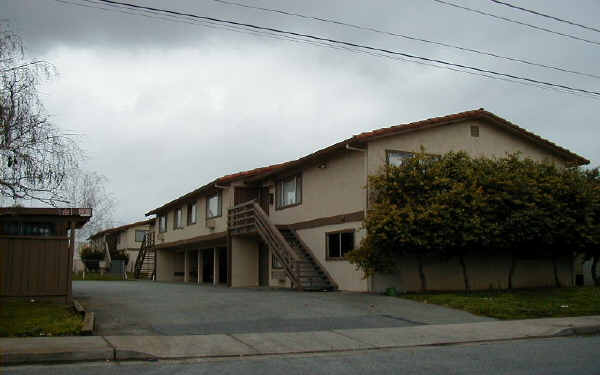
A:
4 336 599 375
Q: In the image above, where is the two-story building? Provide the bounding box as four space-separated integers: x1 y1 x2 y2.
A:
144 109 589 292
89 219 154 273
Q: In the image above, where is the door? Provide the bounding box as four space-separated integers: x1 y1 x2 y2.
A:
258 244 269 287
202 250 214 283
234 187 270 216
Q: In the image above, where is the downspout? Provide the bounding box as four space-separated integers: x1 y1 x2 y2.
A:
345 143 372 292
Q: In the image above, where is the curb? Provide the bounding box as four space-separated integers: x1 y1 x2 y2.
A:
72 300 94 335
553 324 600 336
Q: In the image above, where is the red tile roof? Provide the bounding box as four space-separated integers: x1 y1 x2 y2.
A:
145 109 589 216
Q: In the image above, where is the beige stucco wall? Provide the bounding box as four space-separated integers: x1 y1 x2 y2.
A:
230 237 259 287
116 224 152 251
154 187 234 246
296 222 368 292
372 254 574 292
267 150 365 225
156 249 175 281
367 119 567 178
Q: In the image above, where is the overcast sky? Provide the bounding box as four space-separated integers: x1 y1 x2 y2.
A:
2 0 599 225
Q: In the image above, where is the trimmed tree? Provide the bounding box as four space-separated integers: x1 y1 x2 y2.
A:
347 151 600 291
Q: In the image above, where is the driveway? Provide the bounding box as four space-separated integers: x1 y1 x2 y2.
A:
74 281 493 336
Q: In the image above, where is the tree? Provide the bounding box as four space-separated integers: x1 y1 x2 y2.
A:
347 151 600 291
1 28 81 205
59 169 117 242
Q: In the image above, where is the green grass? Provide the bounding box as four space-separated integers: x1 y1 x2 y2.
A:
0 298 83 337
72 272 135 281
400 286 600 320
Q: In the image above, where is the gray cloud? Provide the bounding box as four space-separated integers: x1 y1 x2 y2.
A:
2 0 599 223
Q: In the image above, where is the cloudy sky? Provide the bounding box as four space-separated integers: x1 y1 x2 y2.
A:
2 0 599 225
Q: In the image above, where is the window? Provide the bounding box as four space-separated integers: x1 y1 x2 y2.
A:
187 202 197 225
272 254 283 269
327 231 355 259
1 222 55 236
159 215 167 233
276 174 302 209
206 192 222 219
471 125 480 137
135 230 147 242
386 150 414 167
174 208 183 229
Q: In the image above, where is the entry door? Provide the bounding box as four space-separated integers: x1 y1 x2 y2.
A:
202 250 214 283
258 245 269 287
234 187 269 216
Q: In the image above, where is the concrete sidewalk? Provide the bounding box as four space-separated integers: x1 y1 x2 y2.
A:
2 316 599 365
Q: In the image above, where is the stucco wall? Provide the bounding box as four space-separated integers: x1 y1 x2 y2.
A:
367 119 567 178
116 224 152 251
156 249 175 281
230 237 259 287
267 150 365 225
296 222 368 292
155 187 234 245
372 254 574 292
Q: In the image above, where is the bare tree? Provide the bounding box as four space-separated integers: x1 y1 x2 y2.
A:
60 169 117 241
1 28 81 205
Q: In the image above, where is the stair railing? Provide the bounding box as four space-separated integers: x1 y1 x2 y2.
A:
134 231 154 279
228 200 303 289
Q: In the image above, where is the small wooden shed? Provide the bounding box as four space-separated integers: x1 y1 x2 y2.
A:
0 207 92 303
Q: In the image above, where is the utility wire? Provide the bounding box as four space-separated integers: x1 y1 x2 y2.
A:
488 0 600 34
202 0 600 80
54 0 600 99
55 0 598 100
431 0 600 47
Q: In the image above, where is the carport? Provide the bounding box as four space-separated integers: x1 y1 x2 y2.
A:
0 207 92 303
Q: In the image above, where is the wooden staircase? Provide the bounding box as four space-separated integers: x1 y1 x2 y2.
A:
134 232 156 280
228 201 337 291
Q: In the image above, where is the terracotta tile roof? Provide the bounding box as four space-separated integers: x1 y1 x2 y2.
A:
88 218 155 240
145 109 589 216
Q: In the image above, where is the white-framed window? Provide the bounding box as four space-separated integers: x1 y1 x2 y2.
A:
135 230 147 242
326 230 355 260
159 215 167 233
276 174 302 209
206 192 222 219
386 150 414 167
174 208 183 229
187 202 197 225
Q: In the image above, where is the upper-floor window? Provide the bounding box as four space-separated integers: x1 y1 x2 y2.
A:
326 230 355 260
1 222 56 237
135 230 147 242
386 150 414 167
187 202 197 225
159 215 167 233
276 174 302 209
206 192 222 219
174 208 183 229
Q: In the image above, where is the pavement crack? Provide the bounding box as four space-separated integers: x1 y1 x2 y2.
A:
226 334 260 353
100 336 117 361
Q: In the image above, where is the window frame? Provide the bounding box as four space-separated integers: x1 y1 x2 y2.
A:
206 192 222 219
134 229 147 242
385 150 415 167
275 174 302 210
325 229 355 261
159 215 167 233
173 207 184 229
187 202 197 225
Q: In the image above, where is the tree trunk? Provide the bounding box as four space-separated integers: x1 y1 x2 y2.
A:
508 253 517 289
552 255 562 288
459 254 471 292
417 255 427 292
592 255 599 287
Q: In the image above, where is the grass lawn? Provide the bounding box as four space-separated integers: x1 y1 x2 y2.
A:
400 286 600 320
0 298 83 337
72 272 135 281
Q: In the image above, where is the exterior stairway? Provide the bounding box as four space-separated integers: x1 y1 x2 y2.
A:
228 201 337 291
278 228 337 291
134 232 156 280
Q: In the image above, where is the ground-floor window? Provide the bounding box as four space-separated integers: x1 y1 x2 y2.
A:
326 230 354 260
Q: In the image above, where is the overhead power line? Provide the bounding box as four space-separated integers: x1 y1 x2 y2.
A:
54 0 600 99
488 0 600 34
203 0 600 80
431 0 600 47
54 0 597 100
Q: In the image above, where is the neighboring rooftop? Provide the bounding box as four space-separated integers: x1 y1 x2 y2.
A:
146 109 589 216
88 218 155 240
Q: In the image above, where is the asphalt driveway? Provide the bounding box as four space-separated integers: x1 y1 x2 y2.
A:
74 281 493 336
